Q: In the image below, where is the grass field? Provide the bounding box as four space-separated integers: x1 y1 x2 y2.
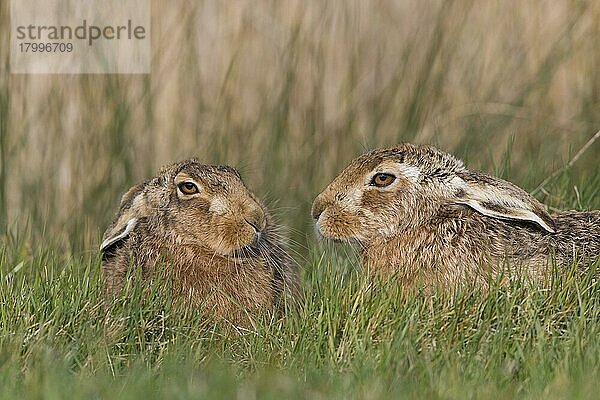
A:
1 202 600 399
2 0 600 398
0 168 598 399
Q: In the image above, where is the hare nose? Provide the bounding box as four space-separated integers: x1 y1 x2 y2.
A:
245 210 266 233
245 218 260 233
312 198 326 220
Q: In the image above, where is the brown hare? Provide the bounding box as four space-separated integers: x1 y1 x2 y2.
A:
101 159 300 322
312 143 600 291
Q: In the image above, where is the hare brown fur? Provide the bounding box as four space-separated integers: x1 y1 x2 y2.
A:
101 160 300 322
312 143 600 291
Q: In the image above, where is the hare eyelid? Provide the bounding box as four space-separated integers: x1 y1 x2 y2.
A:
368 172 396 186
179 181 197 188
176 180 201 196
371 170 395 177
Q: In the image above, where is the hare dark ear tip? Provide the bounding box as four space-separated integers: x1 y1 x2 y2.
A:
542 218 556 234
538 207 557 233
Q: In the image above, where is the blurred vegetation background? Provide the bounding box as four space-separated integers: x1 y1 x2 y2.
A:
1 0 599 254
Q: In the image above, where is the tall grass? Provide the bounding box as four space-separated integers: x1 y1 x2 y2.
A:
1 0 599 252
1 241 600 398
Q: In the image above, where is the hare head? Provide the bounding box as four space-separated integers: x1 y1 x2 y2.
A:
312 143 555 245
101 159 301 319
101 159 268 257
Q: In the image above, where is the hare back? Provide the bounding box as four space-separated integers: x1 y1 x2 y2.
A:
550 210 600 261
454 207 600 265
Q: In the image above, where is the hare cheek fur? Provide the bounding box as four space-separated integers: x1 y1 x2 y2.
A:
101 160 299 321
312 143 600 290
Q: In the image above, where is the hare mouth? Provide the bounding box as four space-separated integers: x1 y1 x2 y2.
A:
229 236 263 258
316 224 360 243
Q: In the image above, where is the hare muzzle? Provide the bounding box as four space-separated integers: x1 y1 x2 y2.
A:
312 192 367 242
311 195 327 221
244 207 267 239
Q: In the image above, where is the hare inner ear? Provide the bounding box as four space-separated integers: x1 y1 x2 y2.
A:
100 217 138 251
451 176 556 233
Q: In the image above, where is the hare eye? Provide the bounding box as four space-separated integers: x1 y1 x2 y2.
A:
371 173 396 188
178 182 199 195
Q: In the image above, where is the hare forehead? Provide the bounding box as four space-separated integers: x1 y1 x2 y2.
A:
342 160 420 183
175 171 242 191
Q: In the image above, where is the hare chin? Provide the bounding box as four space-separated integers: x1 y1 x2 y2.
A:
316 228 363 245
222 235 264 258
229 243 262 258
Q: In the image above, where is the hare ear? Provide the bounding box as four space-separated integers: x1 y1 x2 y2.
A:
100 183 149 252
100 217 139 251
451 172 556 233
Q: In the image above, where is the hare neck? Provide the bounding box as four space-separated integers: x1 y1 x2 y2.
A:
156 243 275 313
361 221 473 289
